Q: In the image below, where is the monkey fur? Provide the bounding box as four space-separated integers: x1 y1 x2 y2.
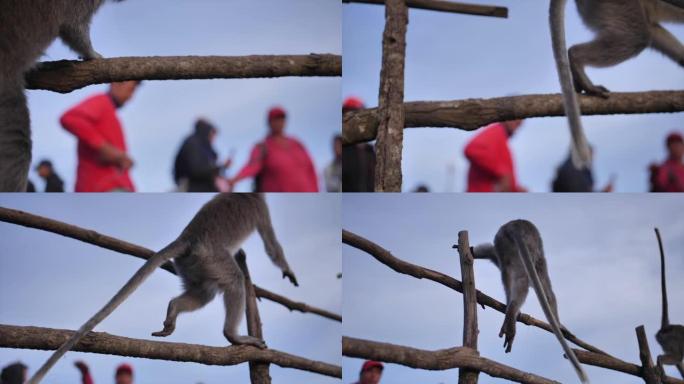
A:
27 193 298 384
472 220 588 383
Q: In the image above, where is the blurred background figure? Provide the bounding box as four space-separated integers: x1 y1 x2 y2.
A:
650 131 684 192
412 184 430 192
173 119 231 192
552 147 614 192
342 97 375 192
0 362 27 384
352 360 383 384
75 361 134 384
35 159 65 192
229 106 318 192
464 120 527 192
324 135 343 192
25 180 36 193
60 81 140 192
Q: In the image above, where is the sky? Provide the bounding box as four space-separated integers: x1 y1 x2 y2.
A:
0 194 341 384
27 0 341 192
342 1 684 193
342 194 684 384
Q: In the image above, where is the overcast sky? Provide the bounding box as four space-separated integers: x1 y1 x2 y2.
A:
342 1 684 193
343 194 684 384
27 0 341 192
0 194 341 384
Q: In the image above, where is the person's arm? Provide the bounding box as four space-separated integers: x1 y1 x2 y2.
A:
297 141 319 192
232 144 265 184
74 361 94 384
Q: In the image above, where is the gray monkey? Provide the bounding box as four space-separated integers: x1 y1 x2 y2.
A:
0 0 116 192
27 193 298 384
471 220 588 383
654 228 684 379
549 0 684 169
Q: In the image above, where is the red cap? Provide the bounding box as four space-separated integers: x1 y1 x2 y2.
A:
343 96 365 111
666 132 683 145
115 363 133 376
360 360 383 373
268 106 287 121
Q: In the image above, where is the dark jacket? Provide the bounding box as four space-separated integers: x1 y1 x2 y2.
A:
45 173 65 192
173 121 220 192
552 156 593 192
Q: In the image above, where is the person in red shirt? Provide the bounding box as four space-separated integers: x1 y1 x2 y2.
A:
75 361 133 384
650 131 684 192
229 106 318 192
60 81 140 192
353 360 383 384
464 120 527 192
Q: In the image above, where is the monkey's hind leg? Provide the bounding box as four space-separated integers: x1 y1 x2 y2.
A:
152 287 215 337
59 23 102 60
500 272 529 353
0 79 31 192
650 25 684 67
222 278 267 349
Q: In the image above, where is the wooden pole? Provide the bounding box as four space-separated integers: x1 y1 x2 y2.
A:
455 231 479 383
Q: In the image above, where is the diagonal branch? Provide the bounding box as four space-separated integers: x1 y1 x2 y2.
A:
342 0 508 17
342 229 607 355
0 206 341 323
342 91 684 144
343 336 559 384
25 54 342 93
0 324 340 378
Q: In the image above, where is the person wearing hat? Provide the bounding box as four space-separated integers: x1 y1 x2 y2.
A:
0 362 27 384
74 361 133 384
650 131 684 192
60 81 140 192
342 96 376 192
229 106 318 192
35 159 65 192
173 118 232 192
353 360 383 384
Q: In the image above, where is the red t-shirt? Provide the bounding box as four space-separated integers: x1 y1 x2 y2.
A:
655 159 684 192
464 123 521 192
60 94 135 192
234 135 318 192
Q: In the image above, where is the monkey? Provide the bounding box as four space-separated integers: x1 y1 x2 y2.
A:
0 0 117 192
653 228 684 379
26 193 299 384
470 220 588 383
549 0 684 169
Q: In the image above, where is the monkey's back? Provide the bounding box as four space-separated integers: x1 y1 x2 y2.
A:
494 219 548 282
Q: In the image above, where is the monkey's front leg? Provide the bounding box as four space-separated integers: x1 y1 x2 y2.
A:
59 23 102 60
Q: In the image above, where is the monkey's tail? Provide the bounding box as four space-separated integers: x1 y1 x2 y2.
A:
654 228 669 329
26 240 189 384
549 0 592 170
512 232 589 384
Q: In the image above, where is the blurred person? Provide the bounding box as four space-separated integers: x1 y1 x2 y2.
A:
173 119 231 192
60 81 140 192
342 97 375 192
25 180 36 192
324 134 342 192
75 361 134 384
35 159 65 192
229 106 318 192
412 184 430 192
1 362 27 384
464 120 527 192
552 148 613 192
352 360 383 384
650 132 684 192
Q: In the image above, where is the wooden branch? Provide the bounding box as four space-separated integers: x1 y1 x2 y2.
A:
25 54 342 93
236 252 271 384
0 324 341 378
342 336 559 384
456 231 479 384
342 91 684 144
374 0 408 192
342 0 508 17
0 207 340 323
574 349 684 384
342 229 608 355
636 326 661 384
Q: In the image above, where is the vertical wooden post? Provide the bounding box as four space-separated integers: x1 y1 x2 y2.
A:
374 0 408 192
235 250 271 384
636 325 660 384
455 230 480 384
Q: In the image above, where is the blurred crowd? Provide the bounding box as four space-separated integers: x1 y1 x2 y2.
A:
342 96 684 193
1 360 133 384
27 81 342 193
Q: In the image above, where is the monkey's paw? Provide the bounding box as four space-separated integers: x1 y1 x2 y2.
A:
81 51 103 60
582 84 610 99
151 325 175 337
231 335 267 349
499 324 516 353
283 270 299 287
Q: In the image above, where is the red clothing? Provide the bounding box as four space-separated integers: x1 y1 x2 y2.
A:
61 94 135 192
234 135 318 192
464 123 521 192
655 159 684 192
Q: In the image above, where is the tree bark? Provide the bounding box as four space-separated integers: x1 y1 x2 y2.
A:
342 0 507 17
456 231 479 384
